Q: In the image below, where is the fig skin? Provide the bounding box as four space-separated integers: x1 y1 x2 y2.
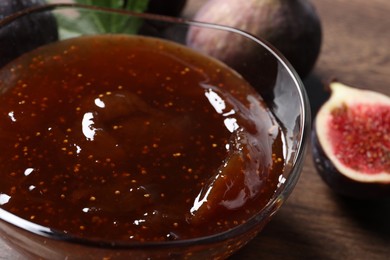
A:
186 0 322 79
312 82 390 199
0 0 59 67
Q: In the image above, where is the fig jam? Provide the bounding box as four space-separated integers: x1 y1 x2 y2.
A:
0 35 285 242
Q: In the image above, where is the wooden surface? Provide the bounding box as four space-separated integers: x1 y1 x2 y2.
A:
1 0 390 259
184 0 390 259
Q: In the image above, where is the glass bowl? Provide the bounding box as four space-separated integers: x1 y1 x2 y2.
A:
0 3 310 259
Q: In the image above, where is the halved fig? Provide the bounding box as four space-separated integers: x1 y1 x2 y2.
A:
312 82 390 198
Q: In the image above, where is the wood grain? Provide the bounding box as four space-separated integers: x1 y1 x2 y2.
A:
1 0 389 259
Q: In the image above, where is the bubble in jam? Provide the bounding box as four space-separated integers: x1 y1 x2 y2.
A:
0 35 285 242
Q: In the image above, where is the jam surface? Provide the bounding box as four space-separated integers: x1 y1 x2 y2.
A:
0 35 284 242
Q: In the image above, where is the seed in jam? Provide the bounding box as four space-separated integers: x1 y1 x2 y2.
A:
0 34 285 242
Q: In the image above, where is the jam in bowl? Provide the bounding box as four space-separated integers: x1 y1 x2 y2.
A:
0 3 310 259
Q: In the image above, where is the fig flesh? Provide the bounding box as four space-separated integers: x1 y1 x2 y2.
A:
186 0 322 79
312 82 390 198
0 0 59 67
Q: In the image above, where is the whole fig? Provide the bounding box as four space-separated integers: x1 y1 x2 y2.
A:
0 0 58 67
187 0 322 79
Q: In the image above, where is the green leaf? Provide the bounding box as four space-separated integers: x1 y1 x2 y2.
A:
55 0 150 39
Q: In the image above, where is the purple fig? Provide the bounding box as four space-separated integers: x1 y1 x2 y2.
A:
186 0 322 79
0 0 58 67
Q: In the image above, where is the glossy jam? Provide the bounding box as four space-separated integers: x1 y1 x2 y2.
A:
0 35 285 242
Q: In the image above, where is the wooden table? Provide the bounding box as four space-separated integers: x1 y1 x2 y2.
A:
1 0 389 259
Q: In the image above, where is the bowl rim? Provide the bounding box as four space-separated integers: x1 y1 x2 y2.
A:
0 2 311 250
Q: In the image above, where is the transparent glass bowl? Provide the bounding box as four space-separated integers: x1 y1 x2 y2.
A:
0 3 310 259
